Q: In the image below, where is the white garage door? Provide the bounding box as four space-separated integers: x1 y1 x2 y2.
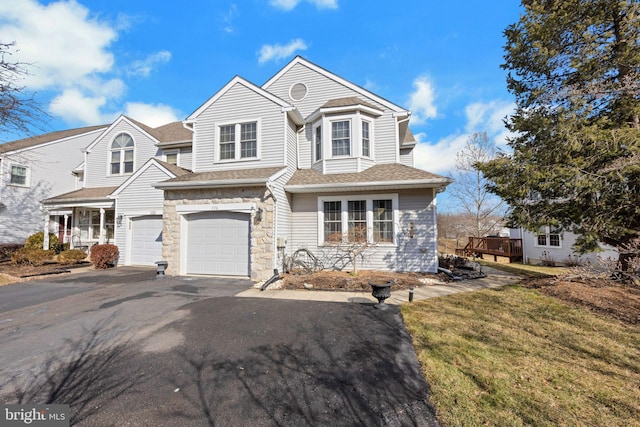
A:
186 211 250 276
131 215 163 266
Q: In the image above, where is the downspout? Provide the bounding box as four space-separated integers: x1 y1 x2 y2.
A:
266 181 278 273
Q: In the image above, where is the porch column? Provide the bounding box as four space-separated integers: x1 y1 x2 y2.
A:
43 211 50 250
99 208 105 245
63 214 69 244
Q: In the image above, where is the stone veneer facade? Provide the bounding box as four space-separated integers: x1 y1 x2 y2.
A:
162 186 275 281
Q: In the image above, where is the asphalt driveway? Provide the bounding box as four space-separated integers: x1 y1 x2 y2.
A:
0 267 439 426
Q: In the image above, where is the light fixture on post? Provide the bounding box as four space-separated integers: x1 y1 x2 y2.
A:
116 214 123 227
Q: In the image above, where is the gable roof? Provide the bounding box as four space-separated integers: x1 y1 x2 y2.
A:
0 125 107 155
155 166 286 190
110 158 192 197
262 56 410 115
42 186 119 204
285 164 451 193
187 76 294 120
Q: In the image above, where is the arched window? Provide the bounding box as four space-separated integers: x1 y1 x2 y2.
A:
110 133 134 174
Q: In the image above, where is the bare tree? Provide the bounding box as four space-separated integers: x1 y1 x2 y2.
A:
448 132 505 237
0 41 49 138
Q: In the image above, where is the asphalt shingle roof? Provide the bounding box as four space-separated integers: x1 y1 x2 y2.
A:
286 163 448 186
43 186 119 203
0 125 108 154
160 166 285 185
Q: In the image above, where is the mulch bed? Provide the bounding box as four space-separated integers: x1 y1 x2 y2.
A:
523 277 640 325
0 259 90 280
281 270 449 292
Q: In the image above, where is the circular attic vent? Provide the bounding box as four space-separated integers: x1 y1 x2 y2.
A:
289 82 308 101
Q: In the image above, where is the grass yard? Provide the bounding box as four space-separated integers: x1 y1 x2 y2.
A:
402 285 640 427
478 260 569 278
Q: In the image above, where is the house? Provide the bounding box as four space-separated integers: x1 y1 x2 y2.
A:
155 57 451 280
42 116 192 265
0 125 107 244
509 227 618 266
13 56 450 280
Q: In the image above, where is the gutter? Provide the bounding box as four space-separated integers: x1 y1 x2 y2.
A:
155 178 270 190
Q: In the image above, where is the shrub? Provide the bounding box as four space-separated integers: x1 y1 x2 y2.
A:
59 249 88 264
90 244 119 269
24 232 59 251
0 243 23 260
11 248 54 266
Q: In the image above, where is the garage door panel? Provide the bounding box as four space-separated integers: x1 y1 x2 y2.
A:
186 211 249 276
131 216 163 266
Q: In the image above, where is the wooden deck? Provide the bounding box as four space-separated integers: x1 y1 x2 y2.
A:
455 237 523 263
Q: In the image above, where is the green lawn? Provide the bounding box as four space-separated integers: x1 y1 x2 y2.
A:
402 285 640 427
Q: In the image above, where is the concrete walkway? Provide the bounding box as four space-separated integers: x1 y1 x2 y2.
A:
236 266 521 304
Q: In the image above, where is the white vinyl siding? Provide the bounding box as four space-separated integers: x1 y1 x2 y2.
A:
519 229 618 266
85 121 160 188
289 190 438 273
113 164 169 265
399 148 414 167
0 128 103 244
262 62 399 167
179 147 193 170
192 82 286 172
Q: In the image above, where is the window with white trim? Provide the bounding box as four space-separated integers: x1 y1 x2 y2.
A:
164 149 179 165
362 120 371 157
110 133 134 175
319 195 397 245
331 120 350 156
217 121 259 161
314 125 322 162
9 164 29 186
536 226 562 248
78 209 114 241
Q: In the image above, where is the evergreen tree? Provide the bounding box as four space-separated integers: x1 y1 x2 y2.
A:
479 0 640 268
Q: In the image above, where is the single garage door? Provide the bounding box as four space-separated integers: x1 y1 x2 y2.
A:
131 215 163 266
186 211 250 276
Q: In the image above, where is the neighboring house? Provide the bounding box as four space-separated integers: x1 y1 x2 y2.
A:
42 116 192 265
0 125 107 244
12 56 450 280
156 57 451 280
509 227 618 266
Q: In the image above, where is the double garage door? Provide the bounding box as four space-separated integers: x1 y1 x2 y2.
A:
186 211 250 276
130 215 163 266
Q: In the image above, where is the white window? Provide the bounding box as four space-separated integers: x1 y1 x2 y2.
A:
217 121 259 161
318 194 398 246
535 226 562 248
9 164 29 186
314 125 322 162
164 149 179 165
362 120 371 157
78 209 114 242
110 133 135 175
331 120 350 156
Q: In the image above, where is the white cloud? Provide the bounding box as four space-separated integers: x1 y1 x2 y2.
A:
258 38 308 64
0 0 117 90
123 102 182 127
221 4 239 34
49 88 110 125
407 76 437 125
413 133 468 175
413 99 515 175
127 50 172 77
269 0 337 10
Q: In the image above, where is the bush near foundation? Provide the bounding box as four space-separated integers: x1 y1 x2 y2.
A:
90 244 119 269
24 232 59 251
59 249 88 264
11 248 54 266
0 243 23 260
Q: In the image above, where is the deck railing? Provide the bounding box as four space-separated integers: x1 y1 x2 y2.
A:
455 237 523 260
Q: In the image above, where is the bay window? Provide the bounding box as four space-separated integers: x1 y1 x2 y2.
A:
331 120 350 156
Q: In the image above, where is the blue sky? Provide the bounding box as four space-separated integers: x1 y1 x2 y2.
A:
1 0 522 198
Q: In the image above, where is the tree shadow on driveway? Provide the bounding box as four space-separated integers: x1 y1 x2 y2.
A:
1 315 143 425
162 298 440 426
